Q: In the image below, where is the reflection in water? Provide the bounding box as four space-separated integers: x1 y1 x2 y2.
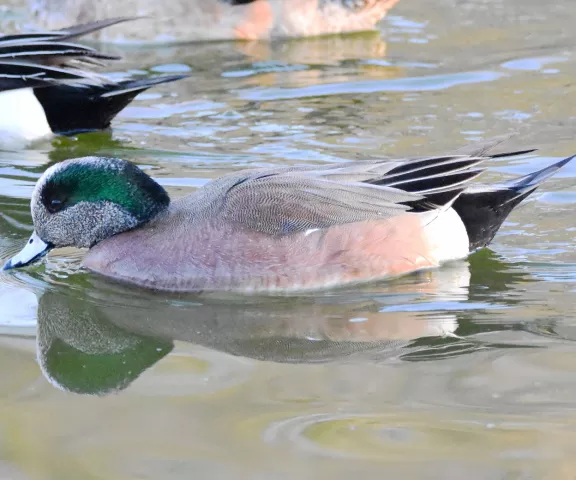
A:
36 251 539 396
37 291 172 395
236 31 390 66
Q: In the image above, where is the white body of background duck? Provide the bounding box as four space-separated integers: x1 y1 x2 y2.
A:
0 18 188 150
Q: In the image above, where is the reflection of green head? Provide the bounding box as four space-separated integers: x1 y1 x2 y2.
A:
37 290 173 396
43 338 171 396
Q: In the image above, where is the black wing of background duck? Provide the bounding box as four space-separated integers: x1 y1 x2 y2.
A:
0 18 189 147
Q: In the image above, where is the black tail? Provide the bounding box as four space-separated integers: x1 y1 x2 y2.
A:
33 74 189 134
453 154 576 252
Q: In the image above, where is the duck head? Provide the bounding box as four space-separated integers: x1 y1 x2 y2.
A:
3 156 170 270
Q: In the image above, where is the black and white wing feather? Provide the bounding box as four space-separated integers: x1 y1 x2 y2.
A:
0 18 136 91
0 17 189 136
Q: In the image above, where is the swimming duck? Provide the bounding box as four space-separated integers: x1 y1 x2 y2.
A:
0 18 189 150
23 0 400 42
3 143 573 294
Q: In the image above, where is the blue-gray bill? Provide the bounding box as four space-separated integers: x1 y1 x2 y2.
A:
2 231 52 270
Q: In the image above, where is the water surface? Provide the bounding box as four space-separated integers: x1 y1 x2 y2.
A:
2 0 576 478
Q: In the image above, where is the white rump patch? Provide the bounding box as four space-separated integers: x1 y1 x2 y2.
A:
421 207 470 263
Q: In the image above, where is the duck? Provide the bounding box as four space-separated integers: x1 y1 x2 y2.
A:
3 141 573 294
0 17 189 150
20 0 401 43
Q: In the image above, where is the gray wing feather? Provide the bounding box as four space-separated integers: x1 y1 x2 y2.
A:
214 155 487 235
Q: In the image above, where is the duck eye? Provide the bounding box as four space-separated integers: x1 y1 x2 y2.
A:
47 198 65 214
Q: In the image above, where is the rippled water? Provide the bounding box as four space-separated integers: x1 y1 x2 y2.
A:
2 0 576 478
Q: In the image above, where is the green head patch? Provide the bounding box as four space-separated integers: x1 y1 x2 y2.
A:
40 157 170 221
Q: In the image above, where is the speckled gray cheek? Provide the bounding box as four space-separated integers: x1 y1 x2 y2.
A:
34 201 139 249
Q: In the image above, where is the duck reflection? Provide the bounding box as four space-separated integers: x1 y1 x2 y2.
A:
37 291 173 395
33 251 534 396
236 31 389 66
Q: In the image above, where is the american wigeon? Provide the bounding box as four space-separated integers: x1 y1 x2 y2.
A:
3 142 573 294
0 18 188 150
23 0 400 42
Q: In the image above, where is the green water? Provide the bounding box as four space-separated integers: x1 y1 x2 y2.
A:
2 0 576 478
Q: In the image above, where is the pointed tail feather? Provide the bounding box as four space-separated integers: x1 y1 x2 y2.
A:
452 134 539 159
488 149 538 159
500 154 576 192
453 154 576 252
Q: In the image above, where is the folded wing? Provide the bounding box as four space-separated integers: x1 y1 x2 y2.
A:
217 154 494 235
